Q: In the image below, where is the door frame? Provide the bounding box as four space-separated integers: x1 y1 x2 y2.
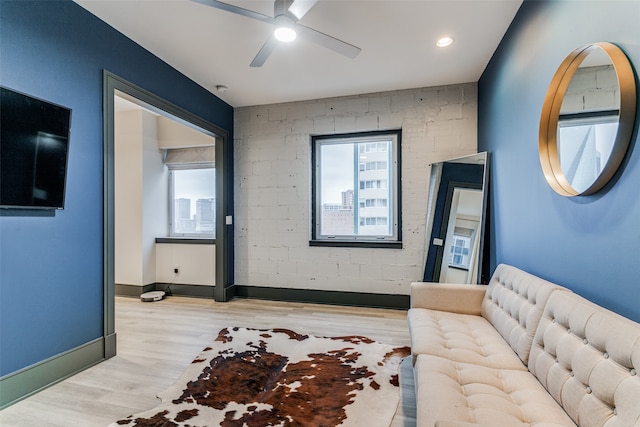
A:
102 71 232 358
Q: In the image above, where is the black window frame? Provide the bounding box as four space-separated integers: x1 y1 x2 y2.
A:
310 130 402 249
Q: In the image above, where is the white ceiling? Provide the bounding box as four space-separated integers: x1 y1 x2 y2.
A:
76 0 523 108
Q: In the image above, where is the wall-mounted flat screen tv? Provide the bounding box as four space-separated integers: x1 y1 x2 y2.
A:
1 86 72 209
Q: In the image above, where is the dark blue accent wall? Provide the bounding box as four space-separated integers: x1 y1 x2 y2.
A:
479 0 640 322
0 1 233 376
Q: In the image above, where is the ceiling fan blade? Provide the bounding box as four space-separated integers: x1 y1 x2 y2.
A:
250 35 278 67
296 24 361 59
192 0 273 24
287 0 317 20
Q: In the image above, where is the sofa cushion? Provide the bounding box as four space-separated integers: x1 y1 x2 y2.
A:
414 354 576 427
481 264 570 366
408 308 527 370
411 282 487 315
529 291 640 427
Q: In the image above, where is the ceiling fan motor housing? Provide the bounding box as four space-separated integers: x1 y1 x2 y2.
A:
274 0 296 17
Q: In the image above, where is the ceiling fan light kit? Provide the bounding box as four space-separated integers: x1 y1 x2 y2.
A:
193 0 361 67
274 14 297 42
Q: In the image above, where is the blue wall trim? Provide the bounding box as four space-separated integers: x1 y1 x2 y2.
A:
478 0 640 322
0 0 233 377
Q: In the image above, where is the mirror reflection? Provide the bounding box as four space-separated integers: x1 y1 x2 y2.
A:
557 47 619 193
440 187 483 283
539 42 636 197
423 152 489 284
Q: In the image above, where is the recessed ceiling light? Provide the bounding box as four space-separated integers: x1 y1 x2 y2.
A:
436 37 454 48
215 85 228 93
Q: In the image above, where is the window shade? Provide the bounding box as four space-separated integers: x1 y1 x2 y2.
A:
164 146 214 169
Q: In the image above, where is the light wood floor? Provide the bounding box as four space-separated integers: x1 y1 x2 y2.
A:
0 296 416 427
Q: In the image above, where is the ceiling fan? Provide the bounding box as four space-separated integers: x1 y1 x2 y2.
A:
193 0 361 67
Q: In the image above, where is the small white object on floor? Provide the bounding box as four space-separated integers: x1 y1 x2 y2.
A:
140 291 165 302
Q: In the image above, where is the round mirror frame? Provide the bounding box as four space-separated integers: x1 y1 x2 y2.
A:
539 42 637 197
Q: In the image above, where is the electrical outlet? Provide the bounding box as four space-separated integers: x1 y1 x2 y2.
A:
173 265 180 274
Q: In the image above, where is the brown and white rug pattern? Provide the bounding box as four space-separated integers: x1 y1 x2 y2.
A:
111 327 410 427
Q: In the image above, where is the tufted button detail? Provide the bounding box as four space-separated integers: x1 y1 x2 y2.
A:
630 369 636 376
613 408 617 416
583 338 589 344
567 329 571 334
570 371 574 377
603 352 609 359
586 387 592 394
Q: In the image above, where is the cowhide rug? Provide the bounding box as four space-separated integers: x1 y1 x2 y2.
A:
111 327 410 427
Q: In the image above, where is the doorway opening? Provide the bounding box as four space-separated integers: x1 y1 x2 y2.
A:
102 71 231 359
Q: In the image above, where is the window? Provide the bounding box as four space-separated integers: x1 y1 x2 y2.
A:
311 130 401 247
360 198 388 208
448 227 475 270
359 216 388 226
557 112 618 193
165 146 215 238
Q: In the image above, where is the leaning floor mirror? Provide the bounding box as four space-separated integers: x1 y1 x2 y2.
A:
422 152 490 284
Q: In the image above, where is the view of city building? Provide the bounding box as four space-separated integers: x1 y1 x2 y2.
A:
170 167 215 236
173 197 215 235
320 141 392 237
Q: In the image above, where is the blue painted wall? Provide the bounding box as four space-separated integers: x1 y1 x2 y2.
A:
479 0 640 322
0 1 233 376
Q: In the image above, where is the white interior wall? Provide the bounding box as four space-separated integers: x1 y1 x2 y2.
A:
157 115 215 149
141 112 168 284
115 110 145 285
115 110 166 286
156 243 215 285
234 83 478 295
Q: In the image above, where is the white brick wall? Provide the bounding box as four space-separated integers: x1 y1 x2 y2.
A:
234 83 477 295
561 65 619 113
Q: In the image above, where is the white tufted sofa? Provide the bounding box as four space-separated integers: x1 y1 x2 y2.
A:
408 263 640 427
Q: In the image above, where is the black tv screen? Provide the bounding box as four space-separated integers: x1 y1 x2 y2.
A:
1 86 71 209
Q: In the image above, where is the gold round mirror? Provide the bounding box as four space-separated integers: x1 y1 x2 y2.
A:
539 42 637 196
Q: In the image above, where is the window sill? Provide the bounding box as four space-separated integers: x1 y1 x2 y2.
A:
155 237 215 245
309 240 402 249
